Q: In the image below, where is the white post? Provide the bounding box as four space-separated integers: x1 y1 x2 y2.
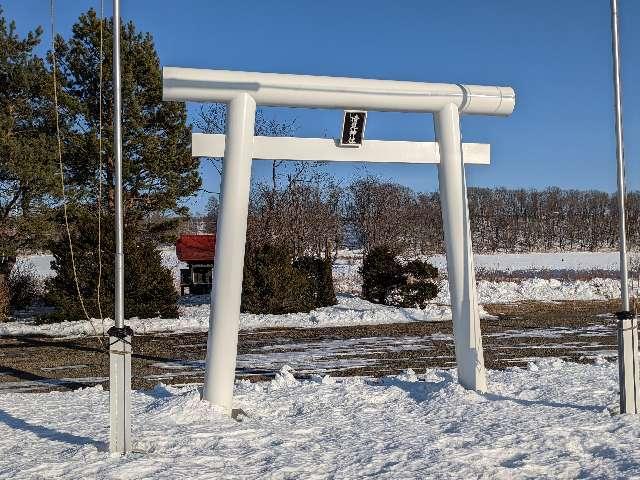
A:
435 103 487 392
109 327 132 452
202 93 256 412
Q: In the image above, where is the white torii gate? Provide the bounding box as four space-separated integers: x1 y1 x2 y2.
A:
163 67 516 413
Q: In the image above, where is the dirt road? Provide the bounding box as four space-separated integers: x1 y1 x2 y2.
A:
0 300 620 393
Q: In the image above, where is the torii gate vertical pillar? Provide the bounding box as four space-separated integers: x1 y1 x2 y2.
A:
435 103 487 392
202 93 256 411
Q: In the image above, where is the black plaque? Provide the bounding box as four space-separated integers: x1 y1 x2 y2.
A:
340 110 367 147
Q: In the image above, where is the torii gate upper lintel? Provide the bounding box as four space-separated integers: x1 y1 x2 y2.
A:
162 67 516 413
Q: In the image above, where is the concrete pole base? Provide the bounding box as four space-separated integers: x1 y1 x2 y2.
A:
617 311 640 414
109 326 133 453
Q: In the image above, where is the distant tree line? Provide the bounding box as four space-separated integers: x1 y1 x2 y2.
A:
344 179 640 253
196 180 639 257
345 182 640 254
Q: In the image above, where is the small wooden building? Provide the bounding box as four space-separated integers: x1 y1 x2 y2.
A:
176 234 216 295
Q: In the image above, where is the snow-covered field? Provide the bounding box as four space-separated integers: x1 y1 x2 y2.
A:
16 249 185 284
0 294 452 337
0 360 638 478
19 248 625 282
439 251 622 272
334 248 622 270
332 249 626 293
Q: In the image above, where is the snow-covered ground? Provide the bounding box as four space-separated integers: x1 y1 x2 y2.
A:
474 277 620 303
439 251 622 272
0 294 454 337
4 252 633 477
332 250 626 292
335 248 622 269
0 360 638 478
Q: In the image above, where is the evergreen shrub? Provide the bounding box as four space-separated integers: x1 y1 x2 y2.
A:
293 256 337 308
361 246 439 309
241 245 337 314
46 213 178 322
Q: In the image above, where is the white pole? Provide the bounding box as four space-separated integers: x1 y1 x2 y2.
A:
202 93 256 412
109 0 132 452
435 103 487 392
611 0 640 414
112 0 124 331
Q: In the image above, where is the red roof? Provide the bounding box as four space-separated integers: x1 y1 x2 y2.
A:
176 234 216 262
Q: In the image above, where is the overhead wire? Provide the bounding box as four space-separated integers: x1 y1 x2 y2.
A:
97 0 105 329
50 0 106 348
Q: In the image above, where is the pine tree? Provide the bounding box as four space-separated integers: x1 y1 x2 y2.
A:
0 8 58 273
46 211 178 322
53 9 200 225
46 9 200 320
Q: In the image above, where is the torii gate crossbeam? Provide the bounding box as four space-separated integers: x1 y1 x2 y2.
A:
191 133 491 164
162 67 516 413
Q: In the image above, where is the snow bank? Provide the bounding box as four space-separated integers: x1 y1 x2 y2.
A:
474 277 620 303
0 295 457 338
0 275 622 338
0 360 636 478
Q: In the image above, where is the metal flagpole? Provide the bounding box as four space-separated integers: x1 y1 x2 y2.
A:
109 0 133 451
611 0 640 414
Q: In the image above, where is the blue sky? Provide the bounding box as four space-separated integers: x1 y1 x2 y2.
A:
4 0 640 213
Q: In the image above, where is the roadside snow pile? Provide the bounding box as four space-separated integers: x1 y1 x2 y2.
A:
0 360 638 478
474 277 620 303
0 295 458 338
0 275 622 338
